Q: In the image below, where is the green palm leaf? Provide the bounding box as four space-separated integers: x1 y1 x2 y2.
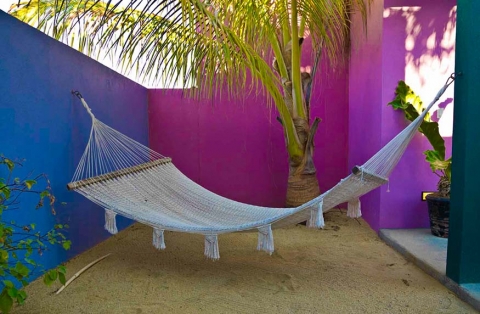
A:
10 0 369 170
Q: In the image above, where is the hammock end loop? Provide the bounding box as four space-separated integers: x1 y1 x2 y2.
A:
446 72 457 86
72 90 95 119
71 90 83 99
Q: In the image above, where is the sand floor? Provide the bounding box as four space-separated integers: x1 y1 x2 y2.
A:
14 211 477 313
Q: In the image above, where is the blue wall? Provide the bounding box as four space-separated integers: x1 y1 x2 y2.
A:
0 11 149 281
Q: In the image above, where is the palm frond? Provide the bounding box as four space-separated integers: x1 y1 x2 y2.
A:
10 0 369 159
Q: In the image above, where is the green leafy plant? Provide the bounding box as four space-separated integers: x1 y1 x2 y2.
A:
389 81 451 197
0 156 70 313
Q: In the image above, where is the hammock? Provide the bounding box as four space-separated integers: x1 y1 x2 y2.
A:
67 75 455 260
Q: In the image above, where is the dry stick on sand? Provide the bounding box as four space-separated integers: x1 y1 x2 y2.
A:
56 253 112 295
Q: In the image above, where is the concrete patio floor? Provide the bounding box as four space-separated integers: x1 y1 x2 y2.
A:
380 228 480 312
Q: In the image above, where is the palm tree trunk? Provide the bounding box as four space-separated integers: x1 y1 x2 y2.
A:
286 144 320 207
284 116 321 207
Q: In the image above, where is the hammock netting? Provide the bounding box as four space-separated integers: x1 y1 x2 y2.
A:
68 76 454 260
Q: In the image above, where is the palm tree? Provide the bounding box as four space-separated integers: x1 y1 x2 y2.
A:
10 0 368 207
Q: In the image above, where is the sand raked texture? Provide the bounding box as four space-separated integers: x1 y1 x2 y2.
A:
12 211 476 314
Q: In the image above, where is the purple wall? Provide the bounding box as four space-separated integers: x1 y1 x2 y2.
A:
349 0 456 230
348 0 385 231
149 39 350 207
0 11 148 280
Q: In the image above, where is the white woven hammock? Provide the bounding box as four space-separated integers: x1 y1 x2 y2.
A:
68 76 454 260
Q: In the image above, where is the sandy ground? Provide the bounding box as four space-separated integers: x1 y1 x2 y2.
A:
13 211 476 314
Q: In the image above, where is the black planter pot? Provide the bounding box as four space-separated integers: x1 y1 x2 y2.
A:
426 193 450 238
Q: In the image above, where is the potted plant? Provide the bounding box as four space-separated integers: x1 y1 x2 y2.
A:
389 81 452 238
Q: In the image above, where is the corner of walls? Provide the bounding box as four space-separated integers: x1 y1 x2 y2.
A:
310 46 351 192
147 42 350 209
348 0 385 231
378 0 456 229
0 11 149 281
349 0 456 231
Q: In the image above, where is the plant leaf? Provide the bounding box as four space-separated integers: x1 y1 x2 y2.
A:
424 150 451 172
43 274 53 286
15 262 30 277
0 250 8 263
390 81 447 161
419 121 446 160
16 292 26 305
24 180 36 190
62 241 71 250
58 272 66 285
0 184 10 200
0 289 13 314
2 281 13 289
389 81 427 119
57 265 66 274
48 269 58 282
6 288 17 299
4 159 14 172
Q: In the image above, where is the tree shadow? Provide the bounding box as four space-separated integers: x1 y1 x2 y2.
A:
384 1 457 139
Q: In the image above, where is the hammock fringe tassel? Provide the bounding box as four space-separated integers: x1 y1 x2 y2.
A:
307 200 325 229
347 198 362 218
257 224 274 255
204 234 220 260
104 209 118 234
153 228 166 250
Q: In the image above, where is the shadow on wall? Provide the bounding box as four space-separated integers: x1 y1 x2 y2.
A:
384 3 456 138
376 1 456 230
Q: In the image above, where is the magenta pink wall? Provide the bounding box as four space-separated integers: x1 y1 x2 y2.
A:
149 41 350 207
349 0 456 230
149 0 456 230
348 0 385 231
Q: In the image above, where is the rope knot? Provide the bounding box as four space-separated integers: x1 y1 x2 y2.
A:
80 98 95 119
